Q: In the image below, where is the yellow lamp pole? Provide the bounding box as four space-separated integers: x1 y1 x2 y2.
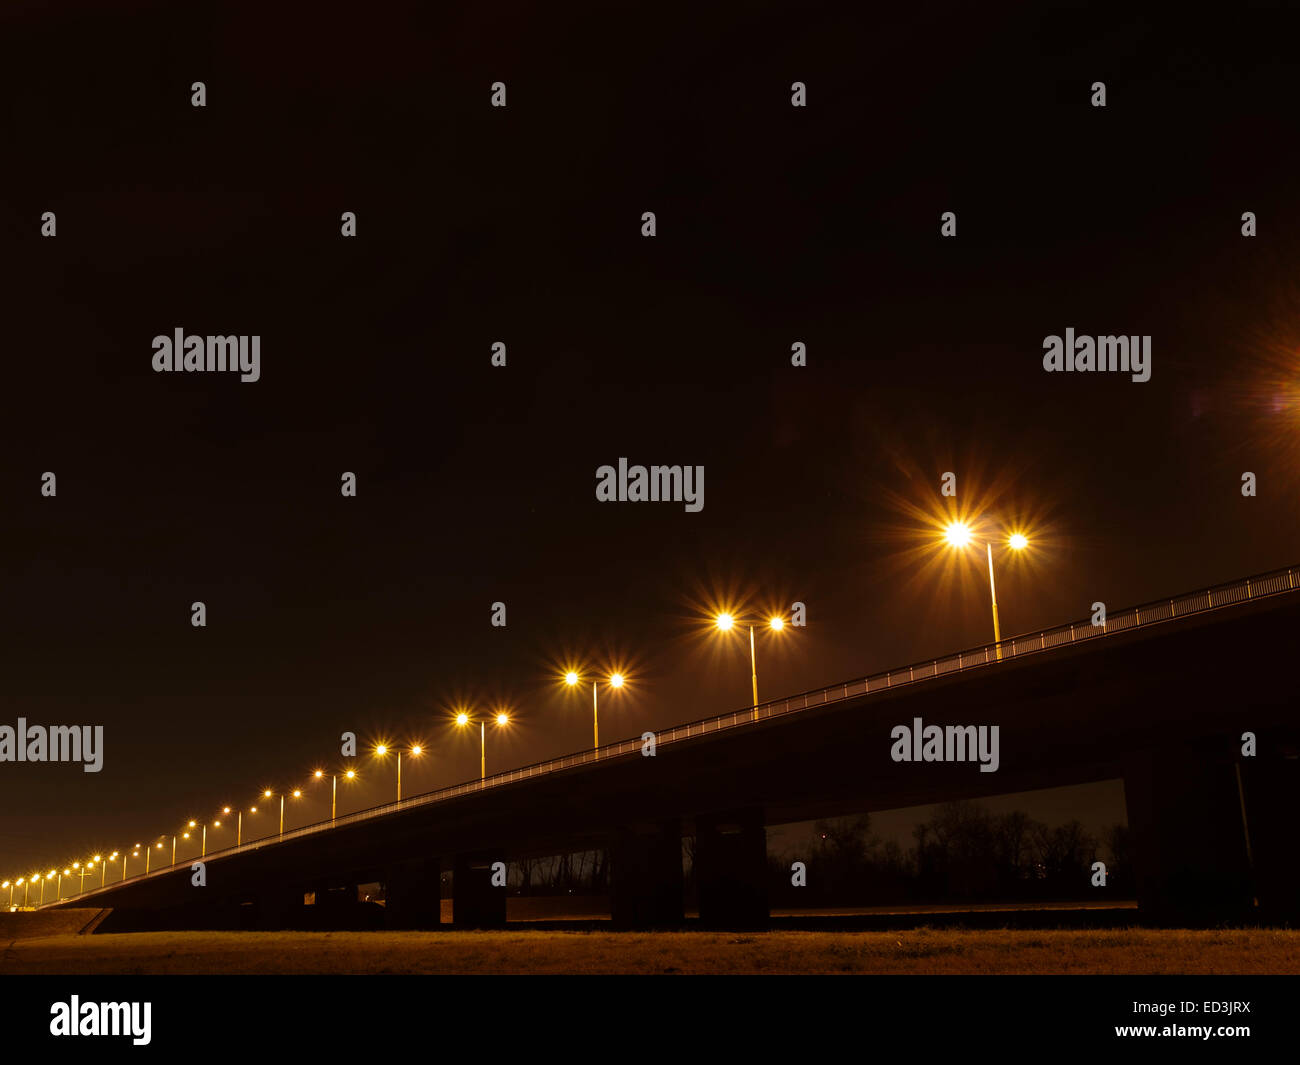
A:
265 789 301 837
455 712 509 780
564 670 626 754
942 523 1029 660
714 612 789 721
372 744 420 802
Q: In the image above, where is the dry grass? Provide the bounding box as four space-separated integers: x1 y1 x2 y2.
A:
3 927 1299 974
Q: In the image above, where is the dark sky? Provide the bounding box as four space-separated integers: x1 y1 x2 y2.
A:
3 1 1300 878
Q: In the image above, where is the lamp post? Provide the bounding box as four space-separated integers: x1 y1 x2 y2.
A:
563 670 626 753
373 744 424 802
315 770 355 821
713 612 790 721
265 789 301 837
455 711 510 780
942 522 1030 658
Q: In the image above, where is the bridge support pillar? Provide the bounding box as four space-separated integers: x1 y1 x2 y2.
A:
255 886 306 930
1239 733 1300 921
695 808 769 929
385 857 443 929
610 819 684 928
1123 741 1254 922
453 854 507 928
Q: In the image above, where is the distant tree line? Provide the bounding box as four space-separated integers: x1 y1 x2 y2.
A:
501 801 1135 905
768 801 1134 905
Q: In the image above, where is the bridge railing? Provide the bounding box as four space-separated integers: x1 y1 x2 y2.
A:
51 562 1300 906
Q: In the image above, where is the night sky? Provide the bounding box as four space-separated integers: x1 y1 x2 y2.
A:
3 1 1299 878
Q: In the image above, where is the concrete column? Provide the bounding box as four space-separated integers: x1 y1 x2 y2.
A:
385 857 443 929
1123 742 1254 922
694 808 769 929
1238 733 1300 921
610 819 684 928
452 854 507 928
255 886 306 930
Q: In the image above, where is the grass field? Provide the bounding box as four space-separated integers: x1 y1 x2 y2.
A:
4 927 1299 974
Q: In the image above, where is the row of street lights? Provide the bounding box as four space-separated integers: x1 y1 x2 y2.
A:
9 525 1030 906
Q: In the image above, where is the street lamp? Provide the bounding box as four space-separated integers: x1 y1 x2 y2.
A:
316 769 357 820
372 743 424 802
942 520 1030 657
455 710 510 780
713 611 791 720
563 669 627 753
264 789 301 837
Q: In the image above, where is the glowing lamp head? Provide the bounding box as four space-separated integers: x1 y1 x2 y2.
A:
564 671 579 686
292 790 301 798
456 712 470 727
410 745 422 756
495 712 509 726
182 833 189 840
212 821 220 828
188 821 196 828
249 806 257 813
264 790 273 798
1009 532 1029 551
944 522 973 548
715 613 735 632
345 770 355 780
314 770 323 779
223 806 231 814
769 616 784 631
609 673 625 689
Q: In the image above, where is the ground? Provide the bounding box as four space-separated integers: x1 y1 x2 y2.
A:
3 927 1299 975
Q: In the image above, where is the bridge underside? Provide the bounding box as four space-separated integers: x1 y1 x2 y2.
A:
63 589 1300 930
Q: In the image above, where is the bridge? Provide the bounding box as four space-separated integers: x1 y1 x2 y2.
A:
41 565 1300 928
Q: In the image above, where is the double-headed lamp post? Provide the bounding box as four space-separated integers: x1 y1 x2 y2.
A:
314 769 356 821
564 670 625 752
942 521 1029 657
373 744 423 802
455 711 510 780
263 789 302 837
713 612 790 721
